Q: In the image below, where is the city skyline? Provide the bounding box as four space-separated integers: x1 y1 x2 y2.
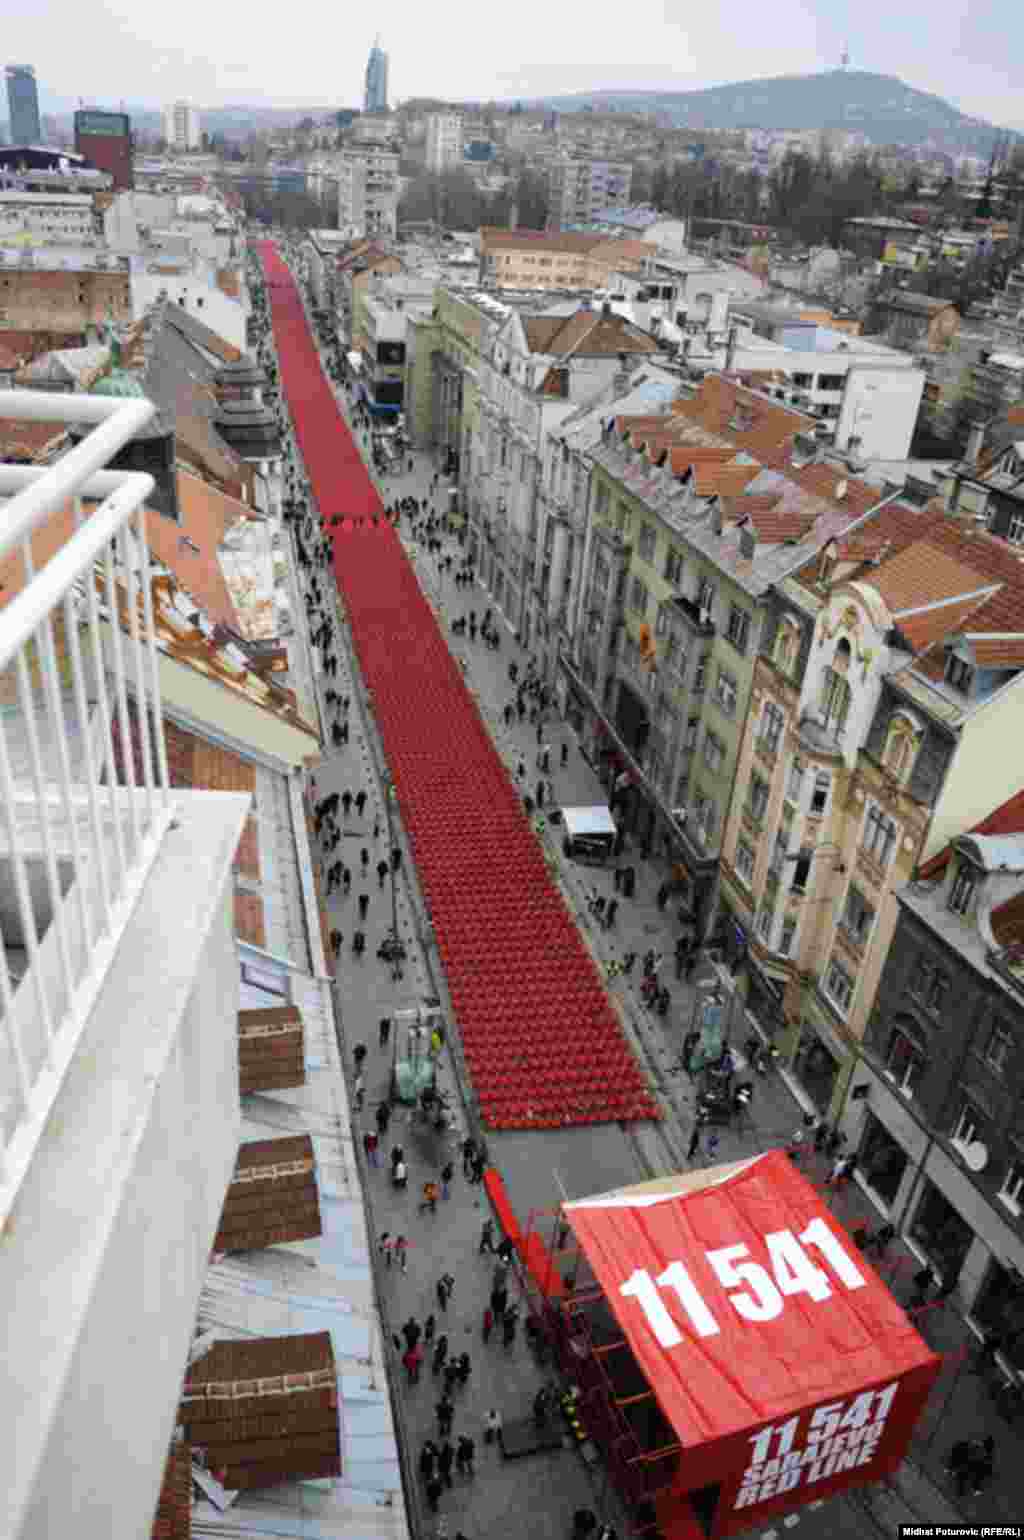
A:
3 0 1023 133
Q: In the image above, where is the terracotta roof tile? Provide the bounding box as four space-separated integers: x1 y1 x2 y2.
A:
238 1006 306 1094
919 788 1024 878
893 593 997 652
694 463 761 498
179 1332 340 1491
745 504 818 543
965 635 1024 667
214 1134 322 1253
865 539 998 613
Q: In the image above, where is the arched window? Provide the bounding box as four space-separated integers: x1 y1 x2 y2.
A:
821 639 852 736
774 616 800 676
884 710 922 782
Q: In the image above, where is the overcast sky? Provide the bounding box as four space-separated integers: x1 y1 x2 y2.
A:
7 0 1023 132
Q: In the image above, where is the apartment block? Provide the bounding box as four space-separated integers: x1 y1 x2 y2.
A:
547 155 633 230
337 143 399 241
425 111 464 174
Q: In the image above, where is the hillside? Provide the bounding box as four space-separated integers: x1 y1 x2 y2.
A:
529 70 1013 156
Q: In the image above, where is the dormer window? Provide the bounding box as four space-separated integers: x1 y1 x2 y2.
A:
945 653 974 694
949 863 978 917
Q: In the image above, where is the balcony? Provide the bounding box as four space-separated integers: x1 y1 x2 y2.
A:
0 391 248 1540
670 593 715 638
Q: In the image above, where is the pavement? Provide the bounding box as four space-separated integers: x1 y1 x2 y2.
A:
260 245 1013 1538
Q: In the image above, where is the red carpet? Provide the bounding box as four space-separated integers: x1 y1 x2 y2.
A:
259 243 659 1130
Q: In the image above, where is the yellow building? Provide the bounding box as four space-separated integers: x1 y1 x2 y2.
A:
719 496 1024 1134
479 228 650 292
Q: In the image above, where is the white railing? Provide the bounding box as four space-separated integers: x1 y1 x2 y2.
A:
0 389 174 1223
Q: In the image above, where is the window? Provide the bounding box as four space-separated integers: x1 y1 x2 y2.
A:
727 604 752 654
1009 513 1024 546
949 863 977 917
735 840 755 884
756 903 774 943
664 548 683 585
951 1100 981 1150
984 1022 1014 1075
703 730 726 774
786 758 805 805
810 771 831 816
921 967 949 1014
748 774 769 823
715 668 738 715
630 577 648 615
841 886 875 944
693 654 710 693
999 1159 1024 1215
684 717 699 750
945 653 974 694
790 848 812 892
885 728 913 779
694 793 717 846
697 576 715 617
885 1028 924 1096
760 702 785 755
825 958 855 1014
863 804 897 866
769 826 790 876
817 373 845 392
821 666 851 737
637 523 657 562
778 917 798 957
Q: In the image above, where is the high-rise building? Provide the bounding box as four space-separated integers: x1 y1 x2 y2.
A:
546 155 633 230
5 65 42 146
363 38 388 115
163 100 201 151
337 143 398 239
74 108 134 190
425 112 464 175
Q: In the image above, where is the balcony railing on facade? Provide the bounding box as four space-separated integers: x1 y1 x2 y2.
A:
0 390 175 1226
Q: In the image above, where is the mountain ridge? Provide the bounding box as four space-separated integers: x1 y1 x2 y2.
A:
522 70 1017 156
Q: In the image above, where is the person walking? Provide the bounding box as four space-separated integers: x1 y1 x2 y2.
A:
471 1148 486 1184
353 1073 365 1112
437 1438 455 1489
353 929 366 957
353 1042 368 1073
402 1317 421 1352
479 1217 495 1254
375 1100 391 1136
482 1305 495 1343
420 1179 440 1214
456 1351 471 1388
440 1160 454 1199
436 1392 455 1438
424 1313 437 1344
419 1440 438 1483
358 891 370 921
355 789 367 816
456 1433 475 1477
502 1311 517 1349
490 1282 508 1319
363 1128 379 1165
377 857 389 887
425 1475 443 1513
330 927 342 957
379 1016 391 1049
687 1117 704 1162
395 1235 408 1272
573 1509 597 1539
483 1407 503 1447
443 1359 461 1397
432 1334 449 1376
404 1342 424 1384
341 789 352 817
436 1272 455 1311
379 1232 393 1268
462 1136 477 1179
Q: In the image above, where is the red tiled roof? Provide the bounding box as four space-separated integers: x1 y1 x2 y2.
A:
918 786 1024 878
238 1006 306 1094
965 635 1024 667
893 592 999 652
214 1135 322 1253
746 505 819 543
178 1332 340 1490
866 539 996 613
694 463 761 498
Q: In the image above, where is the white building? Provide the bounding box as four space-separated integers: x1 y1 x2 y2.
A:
546 156 633 230
163 100 201 151
337 144 399 241
0 191 94 243
425 112 464 175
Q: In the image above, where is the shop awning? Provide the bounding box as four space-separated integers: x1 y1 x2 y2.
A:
562 805 617 841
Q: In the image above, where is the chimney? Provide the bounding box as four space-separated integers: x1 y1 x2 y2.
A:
612 350 631 396
964 419 987 468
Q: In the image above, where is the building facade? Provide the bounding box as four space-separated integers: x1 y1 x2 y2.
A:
547 156 633 230
857 818 1024 1331
479 228 651 293
163 101 201 151
0 191 95 242
0 262 132 332
73 109 134 190
425 112 464 174
5 65 41 146
337 144 399 241
719 492 1024 1135
363 40 389 114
